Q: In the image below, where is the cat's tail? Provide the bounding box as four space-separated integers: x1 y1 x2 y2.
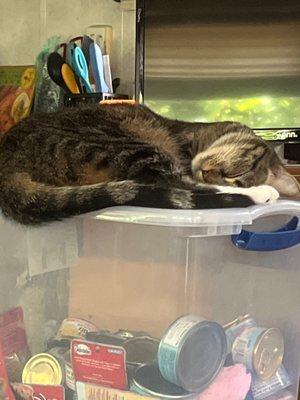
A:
0 172 258 225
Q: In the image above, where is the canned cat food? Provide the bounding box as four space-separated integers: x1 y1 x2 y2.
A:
55 318 98 341
47 346 68 385
63 350 77 400
115 329 151 339
224 315 257 353
22 353 63 385
64 351 76 391
85 331 126 346
232 327 284 380
130 362 195 400
158 315 227 392
124 336 159 366
48 348 77 400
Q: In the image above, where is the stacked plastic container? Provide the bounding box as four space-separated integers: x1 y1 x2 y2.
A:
0 200 299 400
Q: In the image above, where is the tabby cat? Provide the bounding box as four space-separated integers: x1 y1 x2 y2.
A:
0 103 298 225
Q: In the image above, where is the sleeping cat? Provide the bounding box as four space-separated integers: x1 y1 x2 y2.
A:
0 103 298 225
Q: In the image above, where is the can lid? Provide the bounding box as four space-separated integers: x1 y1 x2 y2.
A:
22 353 62 385
176 321 227 392
223 314 251 330
253 328 284 380
132 363 192 398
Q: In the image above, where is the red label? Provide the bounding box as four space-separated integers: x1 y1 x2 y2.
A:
32 384 65 400
0 307 28 356
0 343 16 400
71 340 127 390
11 383 65 400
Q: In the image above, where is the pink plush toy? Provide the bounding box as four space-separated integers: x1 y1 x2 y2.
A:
198 364 251 400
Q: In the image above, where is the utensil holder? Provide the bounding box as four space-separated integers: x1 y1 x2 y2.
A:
64 92 129 107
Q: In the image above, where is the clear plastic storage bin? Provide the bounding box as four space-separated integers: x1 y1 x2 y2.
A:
0 200 299 400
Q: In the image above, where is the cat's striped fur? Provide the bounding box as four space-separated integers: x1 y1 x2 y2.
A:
0 103 298 225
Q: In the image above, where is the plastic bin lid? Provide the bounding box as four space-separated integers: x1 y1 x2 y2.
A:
87 200 300 228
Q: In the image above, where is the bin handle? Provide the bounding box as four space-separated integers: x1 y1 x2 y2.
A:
231 217 300 251
248 201 300 221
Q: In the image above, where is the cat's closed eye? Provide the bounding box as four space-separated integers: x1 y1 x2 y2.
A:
202 169 220 181
196 168 225 185
224 167 253 179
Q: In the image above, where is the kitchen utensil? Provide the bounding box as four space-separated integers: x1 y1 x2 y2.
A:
81 35 94 66
72 47 93 93
102 54 113 93
89 42 109 93
66 42 82 92
61 64 80 94
47 52 70 93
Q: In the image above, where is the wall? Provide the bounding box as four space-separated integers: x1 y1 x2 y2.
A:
0 0 136 96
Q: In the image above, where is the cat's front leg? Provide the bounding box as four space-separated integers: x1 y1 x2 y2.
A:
181 175 198 188
215 185 279 204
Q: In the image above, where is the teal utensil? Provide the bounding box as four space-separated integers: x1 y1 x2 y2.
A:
72 46 92 93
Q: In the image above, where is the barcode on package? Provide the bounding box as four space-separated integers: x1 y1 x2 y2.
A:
251 365 292 399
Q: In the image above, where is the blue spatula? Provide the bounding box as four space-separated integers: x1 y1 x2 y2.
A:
89 42 109 93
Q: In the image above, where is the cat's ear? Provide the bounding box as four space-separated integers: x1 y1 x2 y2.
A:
266 166 300 197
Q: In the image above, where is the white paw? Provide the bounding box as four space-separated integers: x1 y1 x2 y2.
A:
246 185 279 204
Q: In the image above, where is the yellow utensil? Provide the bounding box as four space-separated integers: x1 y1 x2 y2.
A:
61 64 80 94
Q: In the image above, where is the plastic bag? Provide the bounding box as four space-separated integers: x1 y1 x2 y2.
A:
34 36 64 113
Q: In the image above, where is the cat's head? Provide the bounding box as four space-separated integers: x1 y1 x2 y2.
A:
191 131 300 197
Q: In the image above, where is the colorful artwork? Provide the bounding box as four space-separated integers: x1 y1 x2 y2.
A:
0 66 36 134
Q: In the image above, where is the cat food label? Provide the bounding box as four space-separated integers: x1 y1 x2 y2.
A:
76 381 159 400
251 365 292 400
0 307 28 356
11 383 65 400
232 327 264 369
162 315 204 348
225 316 256 353
65 361 76 391
0 342 16 400
0 307 30 382
71 340 127 390
56 318 98 340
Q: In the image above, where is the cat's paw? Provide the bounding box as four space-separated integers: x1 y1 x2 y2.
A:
245 185 279 204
